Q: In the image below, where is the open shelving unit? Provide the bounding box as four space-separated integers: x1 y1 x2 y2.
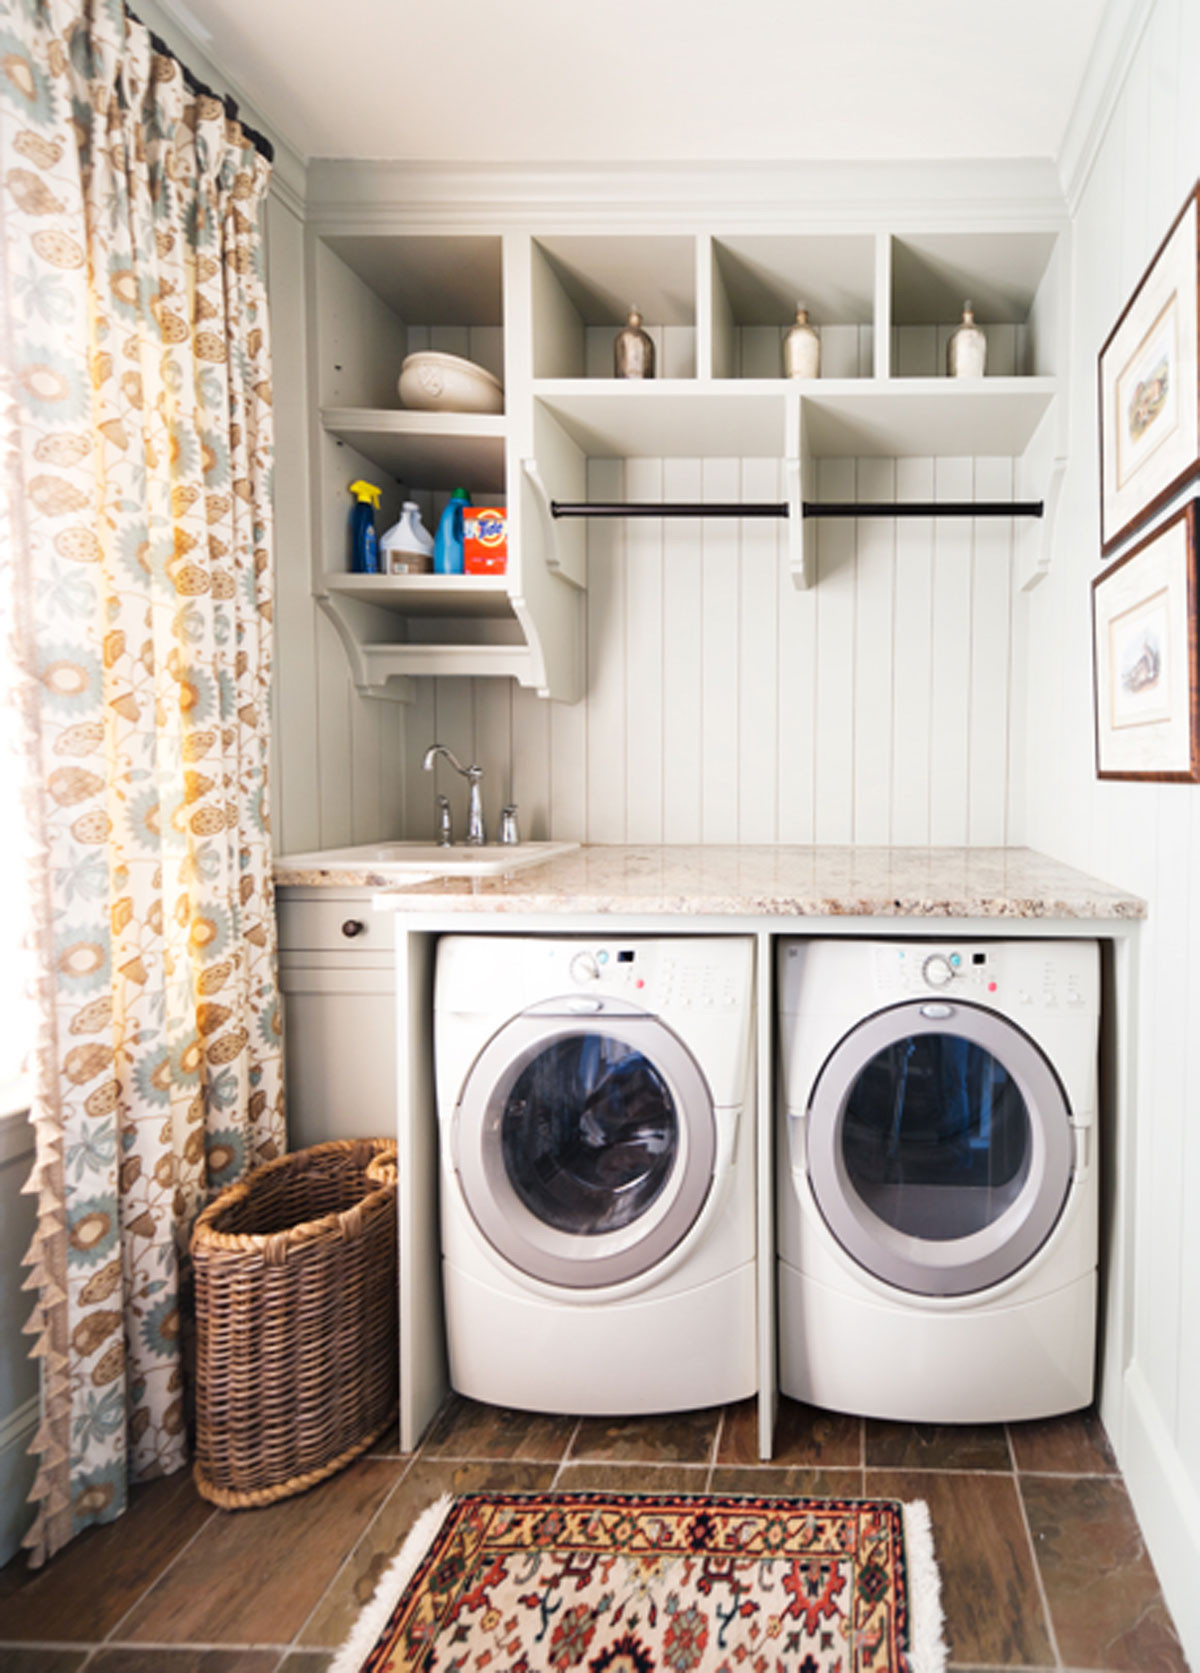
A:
308 217 1065 697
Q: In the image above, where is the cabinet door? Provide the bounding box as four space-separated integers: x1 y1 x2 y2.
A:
280 965 397 1150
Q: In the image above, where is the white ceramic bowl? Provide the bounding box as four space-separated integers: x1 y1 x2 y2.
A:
398 351 504 415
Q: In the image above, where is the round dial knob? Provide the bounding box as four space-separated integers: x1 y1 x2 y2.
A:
569 951 600 984
922 954 955 989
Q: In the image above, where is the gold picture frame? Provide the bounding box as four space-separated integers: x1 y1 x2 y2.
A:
1092 500 1200 781
1099 182 1200 555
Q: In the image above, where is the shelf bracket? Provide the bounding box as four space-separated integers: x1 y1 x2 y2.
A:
523 459 586 588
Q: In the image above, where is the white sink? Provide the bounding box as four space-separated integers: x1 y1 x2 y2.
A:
276 840 579 878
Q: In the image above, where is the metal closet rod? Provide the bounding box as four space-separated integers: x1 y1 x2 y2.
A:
550 500 1044 520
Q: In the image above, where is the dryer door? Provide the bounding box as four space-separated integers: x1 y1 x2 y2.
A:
454 999 717 1288
806 999 1074 1297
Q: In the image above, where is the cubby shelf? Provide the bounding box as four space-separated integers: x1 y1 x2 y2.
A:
321 409 506 494
309 219 1065 697
321 573 514 618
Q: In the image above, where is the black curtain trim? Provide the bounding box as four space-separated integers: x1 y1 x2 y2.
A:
126 6 275 165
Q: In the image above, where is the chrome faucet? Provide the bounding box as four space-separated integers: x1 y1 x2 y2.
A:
422 743 486 846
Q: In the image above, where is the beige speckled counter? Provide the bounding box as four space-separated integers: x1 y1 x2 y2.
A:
274 844 1145 920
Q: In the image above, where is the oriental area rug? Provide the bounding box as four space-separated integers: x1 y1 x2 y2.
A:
329 1490 947 1673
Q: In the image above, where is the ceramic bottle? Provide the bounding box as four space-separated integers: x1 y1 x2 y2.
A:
783 305 821 379
614 307 655 378
947 302 987 378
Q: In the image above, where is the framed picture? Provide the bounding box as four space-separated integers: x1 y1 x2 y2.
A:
1092 499 1199 780
1099 182 1200 555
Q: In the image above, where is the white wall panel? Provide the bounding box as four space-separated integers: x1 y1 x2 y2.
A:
738 459 782 843
624 458 665 842
929 458 974 845
390 447 1019 853
1020 3 1200 1661
661 459 705 843
852 458 896 846
701 459 742 843
813 459 856 843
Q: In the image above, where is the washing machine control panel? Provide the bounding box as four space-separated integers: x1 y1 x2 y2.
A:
560 943 743 1011
872 944 1091 1009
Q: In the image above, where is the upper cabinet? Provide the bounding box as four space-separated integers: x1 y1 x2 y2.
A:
308 209 1065 700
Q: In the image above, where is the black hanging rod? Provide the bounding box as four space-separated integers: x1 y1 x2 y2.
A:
550 500 1043 520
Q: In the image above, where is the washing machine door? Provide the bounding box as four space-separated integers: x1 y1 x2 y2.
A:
454 997 717 1288
806 999 1074 1297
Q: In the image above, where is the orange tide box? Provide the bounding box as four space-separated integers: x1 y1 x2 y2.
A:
463 506 508 573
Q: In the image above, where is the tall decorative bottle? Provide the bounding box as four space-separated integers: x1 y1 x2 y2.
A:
614 308 655 379
947 302 987 378
783 306 821 379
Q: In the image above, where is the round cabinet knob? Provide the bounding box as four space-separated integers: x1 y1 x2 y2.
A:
341 919 365 939
569 951 600 984
922 954 955 988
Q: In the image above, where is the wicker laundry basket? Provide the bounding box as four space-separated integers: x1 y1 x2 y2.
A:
191 1137 399 1508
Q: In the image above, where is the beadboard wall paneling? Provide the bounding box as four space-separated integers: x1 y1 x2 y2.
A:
399 454 1023 849
1022 0 1199 1659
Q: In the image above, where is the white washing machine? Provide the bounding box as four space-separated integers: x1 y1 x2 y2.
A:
777 938 1100 1424
435 935 756 1415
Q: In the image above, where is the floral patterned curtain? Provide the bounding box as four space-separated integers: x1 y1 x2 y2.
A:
0 0 284 1565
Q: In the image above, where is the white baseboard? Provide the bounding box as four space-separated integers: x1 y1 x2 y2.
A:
1121 1362 1200 1667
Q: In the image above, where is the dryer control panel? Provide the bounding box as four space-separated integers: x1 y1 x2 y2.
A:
871 943 1095 1011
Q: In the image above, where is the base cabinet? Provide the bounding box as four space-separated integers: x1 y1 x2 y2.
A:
278 890 397 1148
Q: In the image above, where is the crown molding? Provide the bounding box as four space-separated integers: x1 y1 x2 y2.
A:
1057 0 1156 214
305 157 1067 236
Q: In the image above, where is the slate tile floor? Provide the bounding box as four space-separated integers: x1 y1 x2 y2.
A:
0 1396 1186 1673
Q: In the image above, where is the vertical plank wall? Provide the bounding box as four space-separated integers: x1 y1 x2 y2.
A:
1022 0 1200 1656
266 197 408 857
400 451 1023 850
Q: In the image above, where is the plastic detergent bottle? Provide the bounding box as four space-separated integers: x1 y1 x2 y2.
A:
348 479 382 573
380 501 434 573
434 488 472 575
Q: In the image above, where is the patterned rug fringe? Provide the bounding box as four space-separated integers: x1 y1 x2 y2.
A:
901 1498 948 1673
330 1491 949 1673
329 1491 455 1673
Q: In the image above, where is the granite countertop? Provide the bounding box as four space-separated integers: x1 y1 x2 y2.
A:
274 844 1146 920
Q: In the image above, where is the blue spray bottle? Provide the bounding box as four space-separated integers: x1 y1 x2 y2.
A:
349 479 382 573
434 488 472 575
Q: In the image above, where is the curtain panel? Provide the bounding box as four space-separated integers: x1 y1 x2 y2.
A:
0 0 284 1565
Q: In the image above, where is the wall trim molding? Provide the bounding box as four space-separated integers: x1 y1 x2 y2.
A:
1122 1362 1200 1666
304 157 1067 234
0 1394 37 1458
1056 0 1157 215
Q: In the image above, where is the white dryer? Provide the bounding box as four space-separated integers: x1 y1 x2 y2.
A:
777 938 1100 1424
435 936 756 1415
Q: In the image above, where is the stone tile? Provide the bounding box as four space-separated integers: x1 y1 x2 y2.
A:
719 1396 861 1468
710 1465 865 1499
569 1407 722 1464
418 1394 575 1462
1021 1475 1187 1671
1008 1408 1117 1475
0 1469 213 1643
866 1468 1054 1667
120 1456 403 1646
89 1653 279 1672
298 1458 556 1650
864 1420 1011 1472
0 1652 89 1672
553 1463 711 1495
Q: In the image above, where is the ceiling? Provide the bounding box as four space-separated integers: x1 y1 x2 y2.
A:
169 0 1108 169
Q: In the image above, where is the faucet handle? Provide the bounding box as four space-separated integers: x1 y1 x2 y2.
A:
499 804 520 845
436 793 453 847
